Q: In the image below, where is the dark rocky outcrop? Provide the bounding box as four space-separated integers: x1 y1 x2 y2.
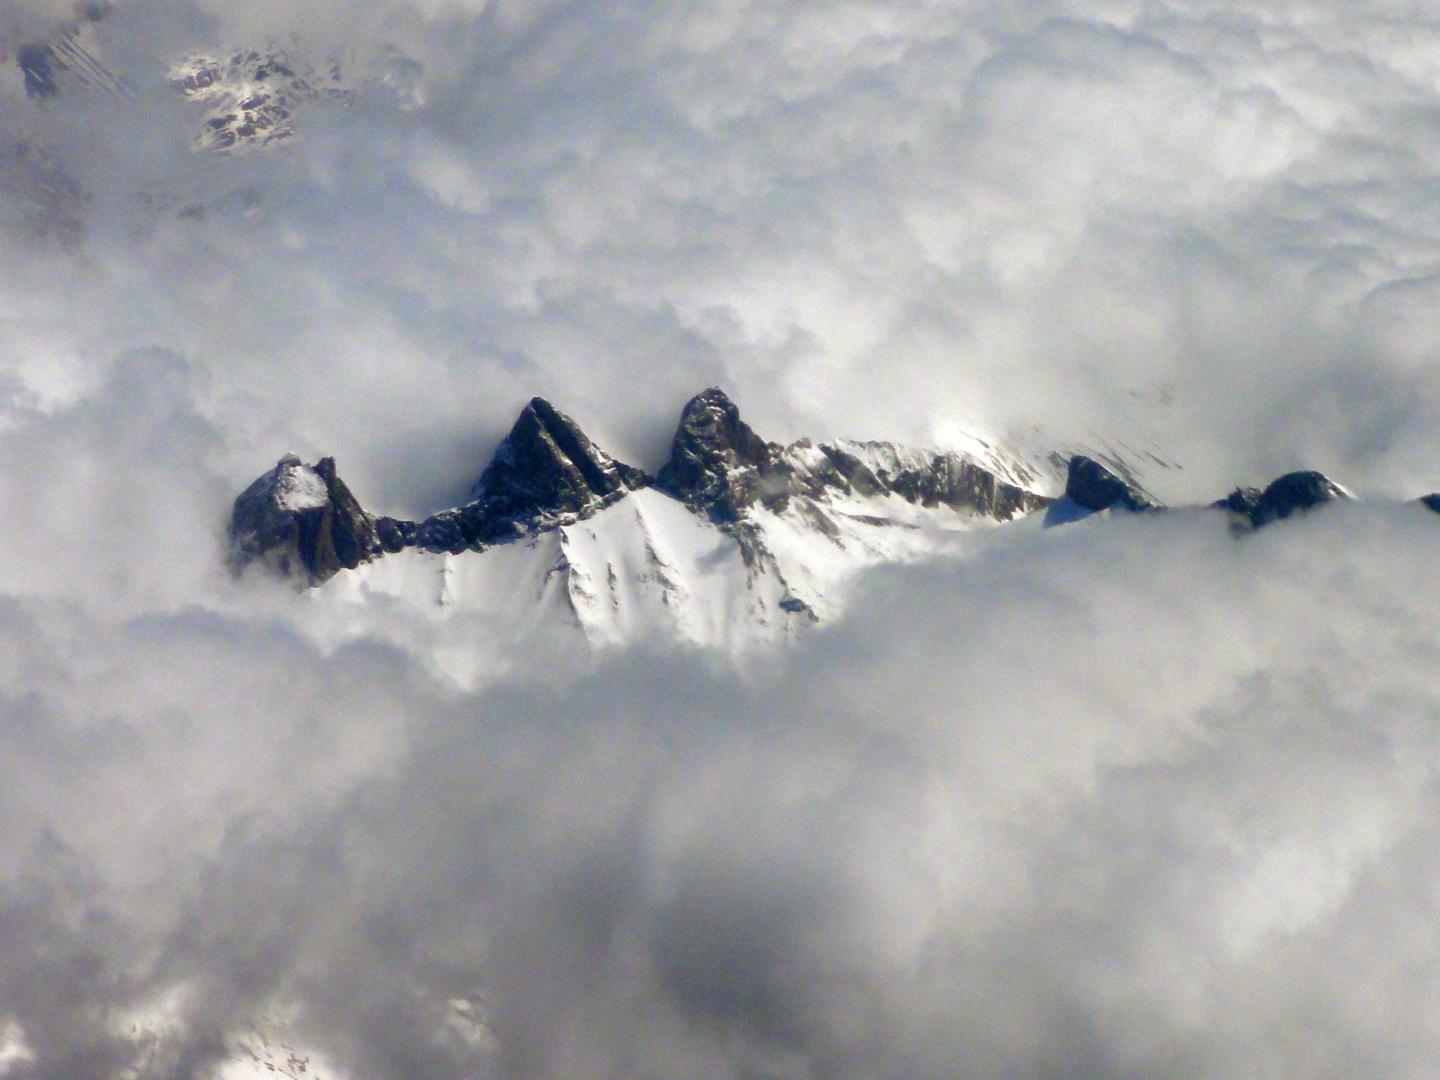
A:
1213 470 1350 528
229 454 382 583
230 399 654 579
411 397 651 552
1212 486 1263 520
17 44 59 99
1421 494 1440 516
656 388 1050 524
17 7 121 101
472 397 649 517
1064 455 1159 513
655 388 781 521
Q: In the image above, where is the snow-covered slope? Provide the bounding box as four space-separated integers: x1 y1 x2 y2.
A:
559 488 798 648
232 390 1053 680
314 488 792 662
307 480 1029 685
169 47 344 153
229 388 1368 684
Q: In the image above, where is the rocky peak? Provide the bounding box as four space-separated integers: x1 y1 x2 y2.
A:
1214 470 1350 528
655 388 779 521
471 397 648 509
1064 455 1159 513
169 44 347 153
229 454 381 582
410 398 650 552
228 401 654 570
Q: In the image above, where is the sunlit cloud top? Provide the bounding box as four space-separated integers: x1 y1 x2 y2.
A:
6 2 1440 1077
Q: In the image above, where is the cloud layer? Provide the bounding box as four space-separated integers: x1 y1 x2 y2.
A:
8 504 1440 1077
9 0 1440 500
6 1 1440 1077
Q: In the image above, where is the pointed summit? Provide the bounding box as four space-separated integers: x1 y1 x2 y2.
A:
470 397 649 514
1064 455 1159 513
229 454 382 582
656 388 778 521
411 398 651 551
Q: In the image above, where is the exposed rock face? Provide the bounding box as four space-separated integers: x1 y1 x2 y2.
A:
1212 486 1263 519
1064 455 1158 513
655 388 779 521
229 454 381 582
169 47 336 153
15 9 124 101
231 399 652 579
410 398 651 552
802 440 1049 520
472 397 649 513
1421 494 1440 516
18 44 59 99
656 388 1049 524
1214 470 1350 528
230 390 1050 588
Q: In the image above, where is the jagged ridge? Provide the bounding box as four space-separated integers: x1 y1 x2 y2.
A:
229 390 1376 593
231 398 653 580
654 388 1047 525
229 390 1055 586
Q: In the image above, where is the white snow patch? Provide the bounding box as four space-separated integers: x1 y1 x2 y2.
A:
273 464 331 511
560 488 799 649
752 489 1017 621
214 1006 344 1080
309 533 584 687
290 484 1048 684
930 422 1049 493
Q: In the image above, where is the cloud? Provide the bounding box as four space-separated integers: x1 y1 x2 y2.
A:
7 0 1440 1076
7 503 1440 1077
10 0 1440 491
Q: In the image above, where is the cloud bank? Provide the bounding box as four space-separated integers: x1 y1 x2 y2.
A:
8 0 1440 500
7 505 1440 1078
5 0 1440 1077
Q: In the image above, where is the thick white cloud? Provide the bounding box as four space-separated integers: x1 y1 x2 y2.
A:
6 505 1440 1077
7 1 1440 1077
8 0 1440 495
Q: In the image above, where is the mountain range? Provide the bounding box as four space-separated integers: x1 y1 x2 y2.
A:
229 389 1384 664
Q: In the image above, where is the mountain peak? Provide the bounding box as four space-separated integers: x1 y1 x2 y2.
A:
470 396 649 513
229 454 380 582
228 401 656 578
655 388 777 520
1214 470 1351 528
1064 455 1159 513
408 398 651 552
